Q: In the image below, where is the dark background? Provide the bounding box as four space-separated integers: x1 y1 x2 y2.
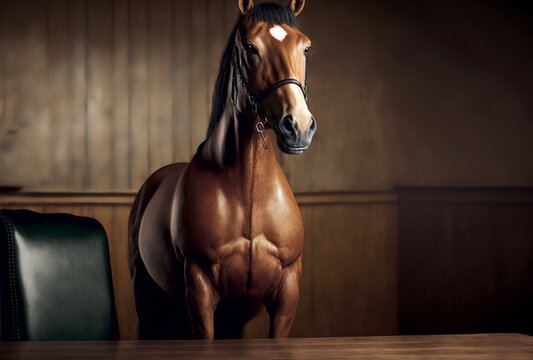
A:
0 0 532 339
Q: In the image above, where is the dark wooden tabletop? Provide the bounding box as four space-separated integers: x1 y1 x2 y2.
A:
0 333 531 359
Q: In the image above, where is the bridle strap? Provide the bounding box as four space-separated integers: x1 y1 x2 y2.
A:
254 79 306 103
232 46 308 116
238 69 307 104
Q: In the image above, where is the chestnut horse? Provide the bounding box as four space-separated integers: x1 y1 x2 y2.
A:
128 0 316 340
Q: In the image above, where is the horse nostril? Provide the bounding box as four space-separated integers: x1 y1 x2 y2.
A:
309 117 317 132
279 115 297 137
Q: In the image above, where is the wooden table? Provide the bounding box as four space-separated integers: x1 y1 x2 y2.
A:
0 334 531 359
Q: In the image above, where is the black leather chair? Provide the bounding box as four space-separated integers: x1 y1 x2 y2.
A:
0 209 118 341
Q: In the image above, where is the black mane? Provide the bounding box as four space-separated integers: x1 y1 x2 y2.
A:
245 3 297 27
206 3 297 138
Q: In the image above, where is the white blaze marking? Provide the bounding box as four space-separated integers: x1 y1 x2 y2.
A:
269 25 287 42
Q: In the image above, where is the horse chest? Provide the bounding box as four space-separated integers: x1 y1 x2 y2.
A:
186 187 301 253
179 184 303 297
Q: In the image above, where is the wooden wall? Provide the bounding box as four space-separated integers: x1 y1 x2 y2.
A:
1 0 532 192
3 188 532 339
1 0 532 340
0 191 398 339
398 188 533 336
0 0 238 190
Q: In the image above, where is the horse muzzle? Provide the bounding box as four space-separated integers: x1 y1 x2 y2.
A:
276 115 317 154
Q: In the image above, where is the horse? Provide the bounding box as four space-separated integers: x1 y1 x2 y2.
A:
128 0 317 340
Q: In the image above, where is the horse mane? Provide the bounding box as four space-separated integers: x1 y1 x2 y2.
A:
205 3 298 139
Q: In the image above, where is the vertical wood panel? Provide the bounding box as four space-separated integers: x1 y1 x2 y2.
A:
129 0 149 188
293 203 398 337
147 0 173 174
92 205 135 340
47 0 71 187
86 0 113 188
189 0 209 153
111 0 131 188
68 0 88 189
1 0 51 187
108 205 137 340
225 0 238 32
398 189 533 335
206 0 227 102
172 0 191 162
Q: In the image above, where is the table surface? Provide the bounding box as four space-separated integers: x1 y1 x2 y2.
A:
0 333 531 359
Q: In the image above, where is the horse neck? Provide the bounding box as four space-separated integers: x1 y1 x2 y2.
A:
201 108 280 190
230 113 280 189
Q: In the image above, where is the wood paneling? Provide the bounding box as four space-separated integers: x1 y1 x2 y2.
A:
3 188 532 338
111 0 130 189
128 0 149 188
172 0 191 163
0 190 398 339
189 0 209 153
246 197 398 338
68 0 88 188
1 0 532 342
398 187 533 335
87 0 113 189
1 0 532 191
47 0 71 187
147 0 173 174
291 202 398 337
1 0 51 187
0 0 231 189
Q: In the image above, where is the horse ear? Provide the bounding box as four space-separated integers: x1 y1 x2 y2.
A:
288 0 305 16
237 0 254 15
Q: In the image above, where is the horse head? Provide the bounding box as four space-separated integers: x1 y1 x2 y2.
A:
234 0 317 154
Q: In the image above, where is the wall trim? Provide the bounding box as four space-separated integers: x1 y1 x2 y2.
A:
3 188 532 206
396 187 533 203
0 190 398 206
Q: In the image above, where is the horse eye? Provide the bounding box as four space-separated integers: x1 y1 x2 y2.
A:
243 42 257 55
304 47 311 56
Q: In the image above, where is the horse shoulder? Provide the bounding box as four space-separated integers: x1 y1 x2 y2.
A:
175 159 247 252
255 167 304 267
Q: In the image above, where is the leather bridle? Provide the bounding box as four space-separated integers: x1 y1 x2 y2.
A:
232 56 307 111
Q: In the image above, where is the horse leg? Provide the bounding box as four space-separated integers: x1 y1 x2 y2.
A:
214 323 245 339
213 299 262 339
185 261 220 339
266 256 302 338
132 259 192 339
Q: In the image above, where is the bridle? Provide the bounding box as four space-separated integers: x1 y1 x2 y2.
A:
230 30 308 150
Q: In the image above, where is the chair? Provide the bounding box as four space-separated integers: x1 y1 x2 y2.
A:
0 209 118 341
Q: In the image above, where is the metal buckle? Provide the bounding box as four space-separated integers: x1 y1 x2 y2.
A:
256 121 268 150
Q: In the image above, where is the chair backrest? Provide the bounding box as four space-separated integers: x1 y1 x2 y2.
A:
0 209 118 341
